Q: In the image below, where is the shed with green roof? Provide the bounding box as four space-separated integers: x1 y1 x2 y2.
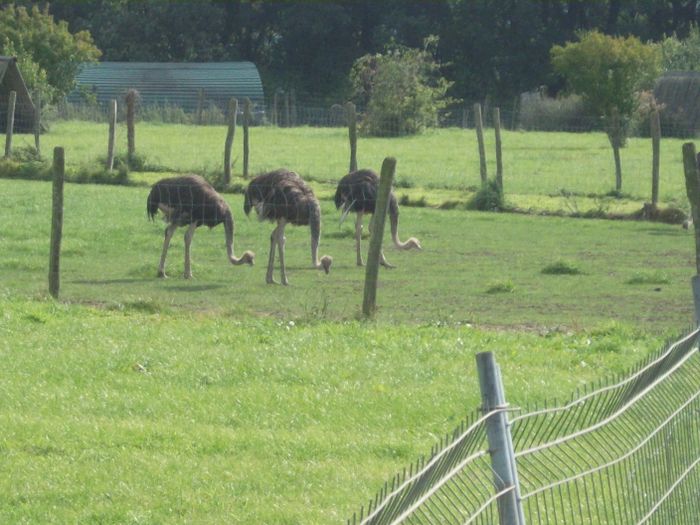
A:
68 61 265 115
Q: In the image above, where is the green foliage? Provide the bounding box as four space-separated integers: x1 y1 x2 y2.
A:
467 179 503 211
656 25 700 72
350 37 455 136
625 271 670 285
551 31 660 120
0 4 101 103
542 260 583 275
485 280 515 294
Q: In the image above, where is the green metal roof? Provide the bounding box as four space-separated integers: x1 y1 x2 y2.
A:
68 61 265 110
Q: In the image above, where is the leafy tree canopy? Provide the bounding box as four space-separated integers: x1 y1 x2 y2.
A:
350 36 454 136
656 24 700 72
0 4 101 103
551 31 660 118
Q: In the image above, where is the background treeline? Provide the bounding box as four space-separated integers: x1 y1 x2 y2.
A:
16 0 700 106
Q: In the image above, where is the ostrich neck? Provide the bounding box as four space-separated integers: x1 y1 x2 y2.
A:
389 211 406 248
224 211 245 264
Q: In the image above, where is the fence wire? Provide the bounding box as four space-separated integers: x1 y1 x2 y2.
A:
349 328 700 525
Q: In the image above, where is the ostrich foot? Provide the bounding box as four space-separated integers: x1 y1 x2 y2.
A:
380 260 396 269
266 276 279 285
184 272 193 279
157 270 167 278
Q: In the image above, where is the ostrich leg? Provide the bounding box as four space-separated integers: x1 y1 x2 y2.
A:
277 221 288 285
158 223 178 278
183 223 197 279
266 223 280 284
367 215 395 269
355 212 364 266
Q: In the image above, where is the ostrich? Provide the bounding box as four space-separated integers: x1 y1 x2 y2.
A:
334 168 421 268
244 169 332 285
147 174 254 278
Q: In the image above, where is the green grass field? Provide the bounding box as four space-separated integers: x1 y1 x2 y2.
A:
8 120 695 212
1 122 698 523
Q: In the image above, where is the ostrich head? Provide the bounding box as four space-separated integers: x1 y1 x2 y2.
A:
388 196 422 252
309 199 332 274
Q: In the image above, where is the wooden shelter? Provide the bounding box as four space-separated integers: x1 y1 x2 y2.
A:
0 56 36 133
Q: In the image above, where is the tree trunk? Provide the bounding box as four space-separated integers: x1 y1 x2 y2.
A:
613 143 622 193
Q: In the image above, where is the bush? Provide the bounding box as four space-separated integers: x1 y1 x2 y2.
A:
350 36 454 137
467 179 503 211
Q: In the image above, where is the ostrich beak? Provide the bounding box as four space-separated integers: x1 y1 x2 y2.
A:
339 200 356 226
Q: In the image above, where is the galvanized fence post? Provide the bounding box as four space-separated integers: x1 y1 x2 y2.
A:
476 351 525 525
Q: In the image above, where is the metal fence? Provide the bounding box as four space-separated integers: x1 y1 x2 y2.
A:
349 327 700 525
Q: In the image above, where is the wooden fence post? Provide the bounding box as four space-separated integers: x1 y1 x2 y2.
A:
284 91 291 128
224 97 238 185
49 147 65 299
682 142 700 324
494 107 503 195
196 89 205 125
651 109 661 208
476 351 526 525
243 97 252 179
4 90 16 158
346 102 358 173
107 99 117 170
474 102 487 186
273 90 280 126
126 89 137 164
34 90 41 157
362 157 396 318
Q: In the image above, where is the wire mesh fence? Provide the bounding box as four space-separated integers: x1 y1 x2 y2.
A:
349 328 700 525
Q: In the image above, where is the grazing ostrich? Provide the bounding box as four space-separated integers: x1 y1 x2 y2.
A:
244 169 332 285
147 175 254 278
334 168 421 268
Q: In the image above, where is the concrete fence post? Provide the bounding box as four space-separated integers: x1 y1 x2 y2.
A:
362 157 396 318
49 147 65 299
476 351 525 525
5 90 16 158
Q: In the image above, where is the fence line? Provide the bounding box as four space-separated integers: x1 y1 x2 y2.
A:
4 95 700 137
348 327 700 524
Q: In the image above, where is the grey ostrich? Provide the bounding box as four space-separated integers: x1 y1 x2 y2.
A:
334 168 421 267
244 169 332 285
147 174 254 278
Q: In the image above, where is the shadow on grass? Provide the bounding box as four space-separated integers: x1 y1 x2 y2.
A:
71 278 153 285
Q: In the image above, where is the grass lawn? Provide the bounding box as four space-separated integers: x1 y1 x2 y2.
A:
7 121 695 214
0 121 698 522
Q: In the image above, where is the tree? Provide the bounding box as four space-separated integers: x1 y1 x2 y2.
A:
350 37 454 136
656 24 700 72
0 4 101 103
551 31 660 192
